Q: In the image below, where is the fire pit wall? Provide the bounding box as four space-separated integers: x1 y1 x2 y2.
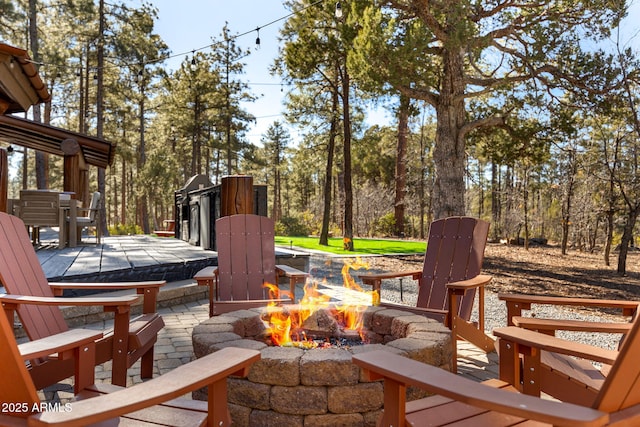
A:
192 306 452 427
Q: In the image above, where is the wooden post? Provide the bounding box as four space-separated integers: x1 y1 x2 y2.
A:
220 175 253 217
62 138 88 204
0 148 7 213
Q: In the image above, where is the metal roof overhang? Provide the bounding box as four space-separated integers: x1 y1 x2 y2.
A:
0 114 115 168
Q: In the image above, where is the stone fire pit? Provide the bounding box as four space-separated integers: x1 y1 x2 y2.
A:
192 306 451 427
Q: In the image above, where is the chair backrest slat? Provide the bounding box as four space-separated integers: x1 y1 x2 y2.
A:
216 214 276 302
0 212 68 339
88 192 100 221
594 314 640 412
417 217 489 320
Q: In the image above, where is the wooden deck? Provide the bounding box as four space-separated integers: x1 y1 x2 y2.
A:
36 233 217 285
31 228 309 292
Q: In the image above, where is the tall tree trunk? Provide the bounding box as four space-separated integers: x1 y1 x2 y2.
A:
225 42 233 175
477 161 484 218
121 157 127 225
272 167 281 222
319 90 339 246
97 0 107 237
341 65 354 251
491 161 500 241
112 174 118 225
29 0 48 190
560 173 574 255
432 49 466 219
191 96 200 176
617 206 640 275
604 208 615 266
394 94 409 237
523 167 530 250
418 105 428 239
561 150 576 255
139 94 149 234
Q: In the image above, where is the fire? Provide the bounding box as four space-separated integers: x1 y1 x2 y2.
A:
262 258 375 347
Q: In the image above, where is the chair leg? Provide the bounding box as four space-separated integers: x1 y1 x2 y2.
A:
140 348 154 379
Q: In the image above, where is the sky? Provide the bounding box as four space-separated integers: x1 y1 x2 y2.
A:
140 0 640 148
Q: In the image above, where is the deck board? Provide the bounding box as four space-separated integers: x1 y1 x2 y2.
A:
100 246 134 272
64 245 104 276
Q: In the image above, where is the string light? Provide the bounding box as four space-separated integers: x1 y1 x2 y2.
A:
335 2 343 19
20 0 327 83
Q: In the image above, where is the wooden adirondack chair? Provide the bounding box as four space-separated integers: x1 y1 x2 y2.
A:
0 301 261 427
352 314 640 426
358 216 494 372
194 214 308 317
497 293 639 405
0 211 165 388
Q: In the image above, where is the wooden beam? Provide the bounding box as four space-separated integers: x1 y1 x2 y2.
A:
0 148 7 213
0 115 114 168
0 99 10 115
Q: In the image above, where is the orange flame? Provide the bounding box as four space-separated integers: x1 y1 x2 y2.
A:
262 258 374 346
336 258 371 332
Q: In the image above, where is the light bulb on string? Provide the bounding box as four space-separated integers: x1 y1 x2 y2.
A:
190 51 197 71
335 2 343 19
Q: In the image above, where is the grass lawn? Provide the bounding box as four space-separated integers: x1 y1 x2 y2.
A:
274 236 426 255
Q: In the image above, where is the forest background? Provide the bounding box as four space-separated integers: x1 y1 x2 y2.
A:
1 0 640 274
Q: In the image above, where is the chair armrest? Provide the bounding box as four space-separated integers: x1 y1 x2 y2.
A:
49 281 165 314
352 350 608 427
193 266 217 283
357 270 422 305
357 269 422 285
513 316 632 334
275 264 308 279
75 207 98 215
493 326 618 366
499 293 639 325
19 328 103 394
19 329 103 360
29 347 261 426
379 301 447 321
276 265 308 296
49 281 165 291
446 274 492 292
0 294 139 308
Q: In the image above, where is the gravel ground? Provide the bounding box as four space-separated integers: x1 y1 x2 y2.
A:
307 253 627 352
